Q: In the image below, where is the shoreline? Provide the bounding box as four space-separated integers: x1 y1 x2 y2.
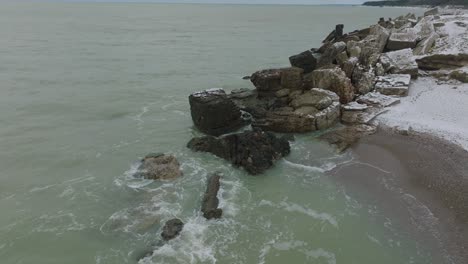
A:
328 127 468 264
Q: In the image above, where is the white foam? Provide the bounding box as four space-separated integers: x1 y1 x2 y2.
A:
114 162 153 189
33 212 85 235
258 238 336 264
282 159 325 173
217 177 244 217
143 216 218 264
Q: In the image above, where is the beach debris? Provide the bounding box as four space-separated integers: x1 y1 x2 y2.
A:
189 88 247 136
375 74 411 96
187 129 290 175
201 174 222 220
136 153 182 180
161 218 184 241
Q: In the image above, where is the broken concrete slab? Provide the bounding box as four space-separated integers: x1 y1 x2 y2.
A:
386 33 418 51
375 74 411 96
379 48 418 78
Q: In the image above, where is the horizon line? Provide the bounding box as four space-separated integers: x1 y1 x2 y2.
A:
48 0 364 6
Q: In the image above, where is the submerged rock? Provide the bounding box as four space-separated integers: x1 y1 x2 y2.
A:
161 219 184 241
137 153 182 180
201 174 222 220
187 130 290 175
319 124 377 152
189 88 246 136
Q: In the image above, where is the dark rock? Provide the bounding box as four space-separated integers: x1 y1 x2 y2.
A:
251 68 304 98
187 130 290 175
201 174 223 220
137 153 182 180
251 69 282 96
336 24 344 38
189 88 246 136
161 219 184 241
289 50 318 73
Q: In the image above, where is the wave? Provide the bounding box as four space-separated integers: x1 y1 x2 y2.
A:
258 200 338 228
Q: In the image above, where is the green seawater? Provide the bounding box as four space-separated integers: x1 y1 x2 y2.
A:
0 2 431 264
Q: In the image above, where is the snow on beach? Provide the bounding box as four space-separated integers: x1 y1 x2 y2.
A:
376 8 468 150
378 78 468 149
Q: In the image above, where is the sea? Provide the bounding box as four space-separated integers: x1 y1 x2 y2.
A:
0 2 430 264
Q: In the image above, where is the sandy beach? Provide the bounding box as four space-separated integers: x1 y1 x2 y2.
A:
329 128 468 264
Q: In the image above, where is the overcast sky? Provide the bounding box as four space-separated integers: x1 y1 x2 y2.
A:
58 0 367 4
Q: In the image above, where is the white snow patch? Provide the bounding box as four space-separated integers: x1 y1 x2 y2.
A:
377 77 468 150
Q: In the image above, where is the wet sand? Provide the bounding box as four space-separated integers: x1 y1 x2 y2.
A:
328 128 468 264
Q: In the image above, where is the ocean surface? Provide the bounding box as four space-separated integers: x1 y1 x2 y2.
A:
0 2 429 264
